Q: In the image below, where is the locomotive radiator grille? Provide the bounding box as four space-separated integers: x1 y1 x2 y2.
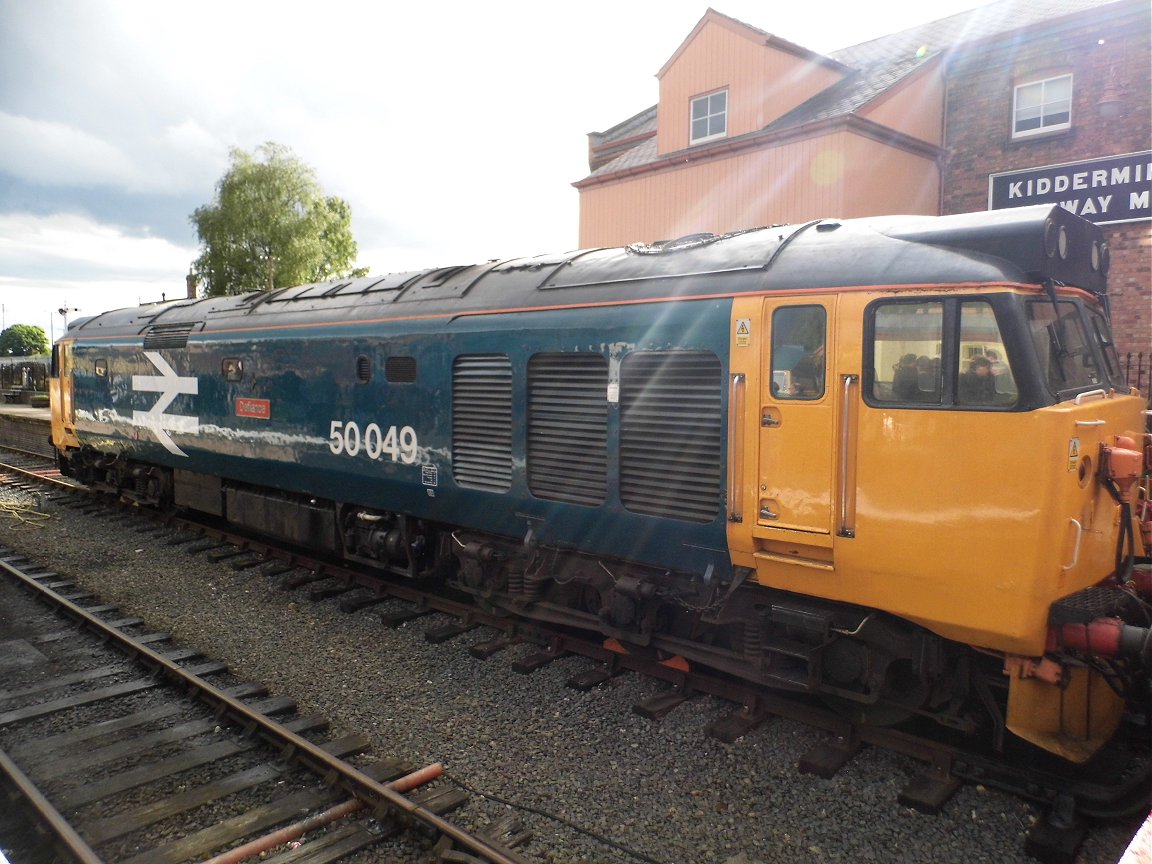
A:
620 351 723 523
527 353 609 506
142 322 200 349
451 354 514 491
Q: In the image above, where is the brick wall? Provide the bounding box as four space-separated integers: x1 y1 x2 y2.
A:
940 0 1150 361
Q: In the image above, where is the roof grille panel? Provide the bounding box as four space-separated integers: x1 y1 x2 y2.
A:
142 323 199 349
452 354 513 491
620 351 723 523
527 353 608 506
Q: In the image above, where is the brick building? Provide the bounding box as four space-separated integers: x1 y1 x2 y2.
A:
577 0 1150 360
940 0 1150 364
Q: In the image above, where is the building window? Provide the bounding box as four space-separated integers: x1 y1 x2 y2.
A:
1013 74 1072 138
690 90 727 144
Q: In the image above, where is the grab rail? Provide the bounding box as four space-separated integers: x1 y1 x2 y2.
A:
838 374 859 538
1062 518 1083 571
727 373 746 523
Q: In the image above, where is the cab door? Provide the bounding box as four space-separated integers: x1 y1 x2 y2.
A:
756 298 837 538
50 341 80 450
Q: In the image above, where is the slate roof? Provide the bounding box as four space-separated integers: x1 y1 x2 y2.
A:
585 0 1131 180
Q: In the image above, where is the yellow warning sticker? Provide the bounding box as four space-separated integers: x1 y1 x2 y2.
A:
735 318 751 347
1067 438 1080 472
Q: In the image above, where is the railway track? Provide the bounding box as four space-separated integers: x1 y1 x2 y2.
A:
0 539 532 863
3 447 1149 863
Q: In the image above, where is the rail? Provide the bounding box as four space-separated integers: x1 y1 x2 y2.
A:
0 553 532 864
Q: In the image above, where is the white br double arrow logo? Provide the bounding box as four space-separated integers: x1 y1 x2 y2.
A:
132 351 199 457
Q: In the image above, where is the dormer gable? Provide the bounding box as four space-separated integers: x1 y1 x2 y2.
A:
656 8 850 156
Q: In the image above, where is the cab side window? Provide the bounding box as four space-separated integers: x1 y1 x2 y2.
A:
869 299 1017 408
771 306 825 400
871 301 943 404
956 301 1016 406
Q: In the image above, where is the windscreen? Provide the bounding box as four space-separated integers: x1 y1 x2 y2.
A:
1027 300 1114 396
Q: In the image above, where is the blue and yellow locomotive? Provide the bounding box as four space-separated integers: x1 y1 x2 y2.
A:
50 204 1151 764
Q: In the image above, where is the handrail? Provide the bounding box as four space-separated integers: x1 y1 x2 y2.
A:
1062 518 1083 571
727 373 746 523
1074 389 1107 405
838 374 859 538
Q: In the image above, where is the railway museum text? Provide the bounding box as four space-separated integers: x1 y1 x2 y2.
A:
988 151 1151 225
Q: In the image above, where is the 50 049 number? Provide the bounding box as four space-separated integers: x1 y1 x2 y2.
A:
328 420 418 463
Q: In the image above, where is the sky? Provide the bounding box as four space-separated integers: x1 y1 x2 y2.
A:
0 0 990 346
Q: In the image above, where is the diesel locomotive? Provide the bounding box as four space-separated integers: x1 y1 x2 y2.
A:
49 204 1151 765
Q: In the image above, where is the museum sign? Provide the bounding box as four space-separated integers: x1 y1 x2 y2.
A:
988 151 1150 225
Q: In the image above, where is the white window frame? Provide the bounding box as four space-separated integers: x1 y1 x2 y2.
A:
1012 74 1073 139
690 89 728 145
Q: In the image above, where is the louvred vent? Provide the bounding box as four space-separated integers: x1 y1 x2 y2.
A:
452 354 513 491
142 323 198 349
527 353 608 506
620 351 723 523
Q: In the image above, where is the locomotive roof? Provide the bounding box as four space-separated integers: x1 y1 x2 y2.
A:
66 204 1106 340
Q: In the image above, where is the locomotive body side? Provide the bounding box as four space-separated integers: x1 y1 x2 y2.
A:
59 299 736 580
49 206 1151 764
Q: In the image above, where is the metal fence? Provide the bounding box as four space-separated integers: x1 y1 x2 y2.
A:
1124 352 1148 393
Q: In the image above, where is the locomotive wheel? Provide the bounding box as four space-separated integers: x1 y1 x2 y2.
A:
818 619 933 727
821 656 931 727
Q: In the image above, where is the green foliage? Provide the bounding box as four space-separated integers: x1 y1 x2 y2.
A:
190 142 366 296
0 324 49 357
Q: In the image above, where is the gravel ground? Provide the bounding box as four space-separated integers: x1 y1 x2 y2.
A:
0 484 1143 864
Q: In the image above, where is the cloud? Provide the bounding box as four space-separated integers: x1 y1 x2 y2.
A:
0 113 138 189
0 112 224 197
0 212 194 278
0 212 195 338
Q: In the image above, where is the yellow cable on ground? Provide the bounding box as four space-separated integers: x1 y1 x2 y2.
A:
0 499 52 529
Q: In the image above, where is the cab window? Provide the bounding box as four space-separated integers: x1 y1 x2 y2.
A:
957 301 1016 406
869 298 1016 408
1027 301 1100 394
1087 309 1121 383
870 301 943 403
770 306 825 400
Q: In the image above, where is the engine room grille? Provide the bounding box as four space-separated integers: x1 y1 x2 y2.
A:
620 351 723 523
452 354 513 491
142 322 199 349
385 356 417 383
527 353 608 506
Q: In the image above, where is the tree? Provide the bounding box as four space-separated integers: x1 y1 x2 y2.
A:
0 324 49 357
190 142 368 296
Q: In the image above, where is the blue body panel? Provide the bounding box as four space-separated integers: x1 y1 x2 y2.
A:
70 299 734 578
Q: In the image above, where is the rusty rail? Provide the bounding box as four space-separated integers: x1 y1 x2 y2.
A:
0 554 533 864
